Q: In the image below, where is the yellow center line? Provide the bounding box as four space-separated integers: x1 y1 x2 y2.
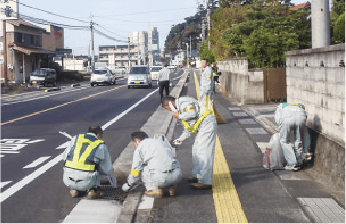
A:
1 85 127 126
194 71 248 223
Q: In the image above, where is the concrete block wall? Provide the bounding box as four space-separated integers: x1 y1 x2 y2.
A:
217 58 264 104
286 44 345 191
285 44 345 144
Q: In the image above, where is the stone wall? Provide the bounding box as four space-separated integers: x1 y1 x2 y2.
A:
216 58 264 104
286 44 345 191
285 44 345 144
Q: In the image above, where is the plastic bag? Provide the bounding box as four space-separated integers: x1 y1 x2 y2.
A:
263 133 286 170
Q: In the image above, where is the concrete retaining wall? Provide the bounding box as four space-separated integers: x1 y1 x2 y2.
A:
216 58 264 104
285 44 345 191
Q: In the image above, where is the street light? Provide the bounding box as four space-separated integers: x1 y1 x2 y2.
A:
185 43 189 68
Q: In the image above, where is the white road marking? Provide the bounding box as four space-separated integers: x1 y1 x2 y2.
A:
26 139 45 144
102 88 158 130
1 88 159 202
1 181 12 189
58 131 73 140
23 156 51 169
1 152 64 202
56 141 71 150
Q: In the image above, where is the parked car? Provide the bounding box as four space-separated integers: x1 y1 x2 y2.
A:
150 66 163 81
127 65 152 89
30 68 57 87
90 68 116 86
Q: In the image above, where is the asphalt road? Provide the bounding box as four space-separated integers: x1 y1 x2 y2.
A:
0 69 183 223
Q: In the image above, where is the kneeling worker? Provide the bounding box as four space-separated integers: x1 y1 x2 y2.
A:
123 131 182 198
62 126 115 199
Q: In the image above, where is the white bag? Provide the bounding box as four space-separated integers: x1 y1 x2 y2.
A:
263 133 286 170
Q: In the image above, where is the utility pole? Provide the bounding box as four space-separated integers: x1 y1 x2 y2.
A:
190 35 192 59
90 13 95 72
186 43 189 68
2 19 8 87
128 37 131 72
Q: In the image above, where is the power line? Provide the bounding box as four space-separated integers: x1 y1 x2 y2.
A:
92 7 196 18
8 0 89 24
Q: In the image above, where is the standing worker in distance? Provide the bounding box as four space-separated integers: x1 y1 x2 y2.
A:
162 96 217 189
274 103 308 171
62 126 116 199
158 64 172 102
200 59 214 105
123 131 182 198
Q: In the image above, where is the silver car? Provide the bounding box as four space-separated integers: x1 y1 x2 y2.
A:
90 68 116 86
127 65 152 89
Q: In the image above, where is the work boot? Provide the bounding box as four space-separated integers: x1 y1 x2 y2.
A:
187 177 199 183
70 190 79 198
87 188 104 199
191 183 212 189
168 187 177 197
145 189 163 198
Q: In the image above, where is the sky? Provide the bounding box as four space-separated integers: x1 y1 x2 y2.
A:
17 0 322 56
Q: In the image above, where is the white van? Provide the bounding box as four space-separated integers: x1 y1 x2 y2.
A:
127 65 152 89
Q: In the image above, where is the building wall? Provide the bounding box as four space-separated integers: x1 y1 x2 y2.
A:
285 43 345 144
42 25 64 51
216 58 264 104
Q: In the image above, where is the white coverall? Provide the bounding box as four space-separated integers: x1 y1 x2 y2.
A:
274 103 307 166
130 138 182 191
200 66 214 103
175 97 217 185
62 133 114 191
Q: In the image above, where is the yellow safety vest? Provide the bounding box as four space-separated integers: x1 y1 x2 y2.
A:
282 103 305 109
182 109 212 133
65 134 104 172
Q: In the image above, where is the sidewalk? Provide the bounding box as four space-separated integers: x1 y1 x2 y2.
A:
144 70 345 223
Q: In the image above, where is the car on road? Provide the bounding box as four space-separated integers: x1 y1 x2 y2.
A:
127 65 152 89
150 66 163 81
30 68 57 87
90 68 116 86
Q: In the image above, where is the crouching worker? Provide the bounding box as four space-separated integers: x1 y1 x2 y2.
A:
123 131 182 198
62 126 115 199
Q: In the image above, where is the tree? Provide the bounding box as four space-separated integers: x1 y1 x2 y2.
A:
334 13 345 43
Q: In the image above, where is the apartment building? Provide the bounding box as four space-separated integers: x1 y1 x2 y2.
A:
148 27 160 66
98 44 138 71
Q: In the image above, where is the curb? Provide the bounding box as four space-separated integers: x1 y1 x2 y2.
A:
115 69 190 223
44 87 61 92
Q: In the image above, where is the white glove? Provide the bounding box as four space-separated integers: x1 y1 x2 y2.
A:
122 183 131 192
127 174 139 186
173 139 182 145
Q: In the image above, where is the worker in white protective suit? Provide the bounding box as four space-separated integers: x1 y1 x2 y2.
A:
162 96 217 189
200 59 214 107
62 126 116 199
274 103 308 171
123 131 182 198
